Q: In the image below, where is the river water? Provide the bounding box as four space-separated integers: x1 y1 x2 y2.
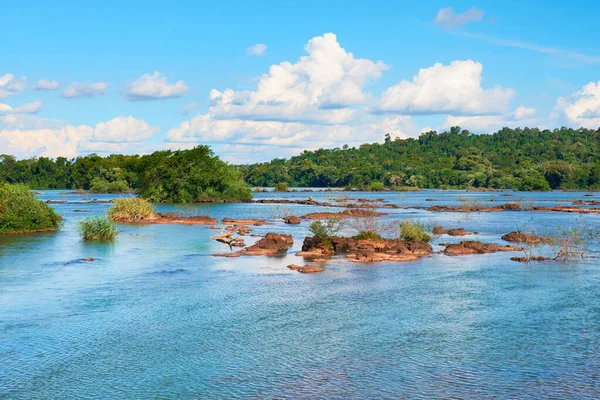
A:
1 190 599 399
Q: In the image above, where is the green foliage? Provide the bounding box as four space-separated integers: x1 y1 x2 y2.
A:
399 219 432 243
309 219 343 247
273 182 289 192
237 127 600 190
79 217 119 241
0 145 250 202
108 198 156 221
368 181 385 191
0 183 62 233
354 231 383 240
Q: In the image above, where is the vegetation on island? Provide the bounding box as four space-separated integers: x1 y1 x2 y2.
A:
0 145 251 202
239 127 600 191
79 217 120 241
108 198 156 222
399 220 432 243
0 182 62 234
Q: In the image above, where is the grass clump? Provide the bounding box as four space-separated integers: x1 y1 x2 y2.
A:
399 219 432 243
273 182 290 192
354 231 383 240
108 198 156 221
79 217 120 241
0 183 62 234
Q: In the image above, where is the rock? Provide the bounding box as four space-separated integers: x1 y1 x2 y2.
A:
283 216 302 224
239 233 293 256
425 198 436 201
490 197 497 202
212 253 241 257
511 256 554 263
499 202 523 210
222 218 270 226
207 225 220 229
302 208 386 219
584 193 595 196
444 241 522 256
211 233 246 247
573 200 586 205
82 257 95 262
501 231 550 244
287 264 324 273
432 227 471 236
73 209 90 213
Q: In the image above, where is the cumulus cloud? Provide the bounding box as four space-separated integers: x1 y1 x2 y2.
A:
440 105 538 132
555 81 600 128
208 33 387 123
35 79 60 90
0 100 43 115
0 115 158 158
434 7 484 29
0 74 27 99
247 43 267 56
63 82 108 98
91 116 159 143
126 71 189 100
375 60 514 116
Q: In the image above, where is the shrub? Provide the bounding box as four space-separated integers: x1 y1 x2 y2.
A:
108 198 156 221
354 231 383 240
90 178 130 193
348 207 390 240
368 181 385 191
309 219 343 247
550 225 599 262
0 183 62 233
79 217 120 241
273 182 290 192
399 219 432 243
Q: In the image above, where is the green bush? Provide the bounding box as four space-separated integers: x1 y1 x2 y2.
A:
108 198 156 221
368 181 385 191
399 219 432 242
309 219 343 247
89 177 129 193
0 183 62 233
79 217 119 241
354 231 383 240
273 182 290 192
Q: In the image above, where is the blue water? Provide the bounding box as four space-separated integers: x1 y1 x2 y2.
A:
1 190 600 398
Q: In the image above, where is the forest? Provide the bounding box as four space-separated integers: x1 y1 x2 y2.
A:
0 146 251 202
2 127 600 195
239 127 600 191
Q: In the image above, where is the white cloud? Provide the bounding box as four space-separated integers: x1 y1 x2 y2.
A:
177 102 199 115
375 60 514 116
62 82 108 98
0 125 93 158
555 81 600 128
247 43 267 56
440 105 538 132
0 74 27 99
208 33 387 123
91 116 159 143
35 79 60 90
0 100 43 115
126 71 189 100
434 7 484 28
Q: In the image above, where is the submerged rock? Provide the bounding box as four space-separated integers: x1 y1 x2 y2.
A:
432 227 471 236
443 241 522 256
238 233 293 256
283 216 302 224
501 231 550 244
511 256 554 263
287 264 324 273
222 218 270 226
302 208 386 219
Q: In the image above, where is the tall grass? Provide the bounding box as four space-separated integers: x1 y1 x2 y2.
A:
79 217 120 241
108 198 155 221
0 183 62 233
399 219 432 243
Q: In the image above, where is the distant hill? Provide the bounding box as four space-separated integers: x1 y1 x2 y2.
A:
238 127 600 191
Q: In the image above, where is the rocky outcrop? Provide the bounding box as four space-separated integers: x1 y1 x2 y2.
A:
283 216 302 224
238 233 293 256
432 227 471 236
299 235 432 263
221 218 270 226
211 233 246 247
511 256 554 263
302 208 386 219
501 231 550 244
287 264 324 273
443 241 522 255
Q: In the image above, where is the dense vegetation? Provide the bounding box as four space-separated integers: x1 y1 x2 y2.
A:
0 146 251 202
108 198 156 221
0 183 62 233
79 217 120 241
239 127 600 191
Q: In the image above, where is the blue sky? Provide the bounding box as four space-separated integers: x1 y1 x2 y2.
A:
1 0 600 163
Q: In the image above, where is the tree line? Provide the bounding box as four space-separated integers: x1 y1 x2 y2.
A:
239 127 600 191
0 146 251 202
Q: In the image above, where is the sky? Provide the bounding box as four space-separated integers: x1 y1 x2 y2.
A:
2 0 600 163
